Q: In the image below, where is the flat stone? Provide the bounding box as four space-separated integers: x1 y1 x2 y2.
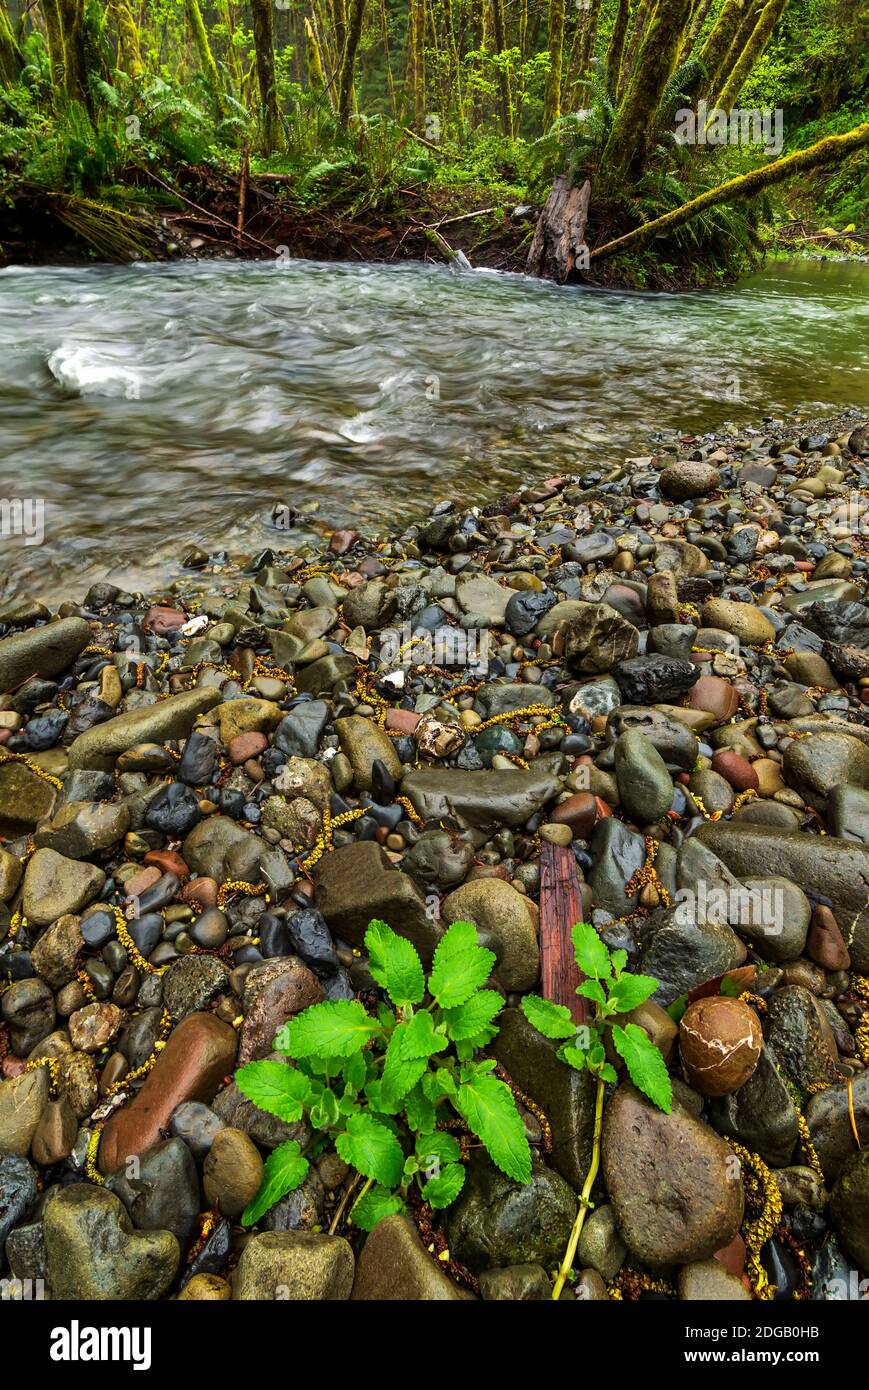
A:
43 1185 179 1300
105 1137 200 1250
0 758 58 838
335 715 403 792
233 1231 354 1300
603 1084 744 1266
67 688 221 770
98 1012 238 1173
351 1214 474 1300
700 599 775 647
22 848 105 927
0 617 91 694
444 1150 575 1274
678 1258 751 1300
314 841 441 962
783 731 869 809
401 764 563 846
33 800 130 859
0 1066 49 1154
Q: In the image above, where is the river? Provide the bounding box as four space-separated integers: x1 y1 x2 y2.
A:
1 255 867 601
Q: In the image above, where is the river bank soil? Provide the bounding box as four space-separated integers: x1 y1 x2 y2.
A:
1 409 869 1300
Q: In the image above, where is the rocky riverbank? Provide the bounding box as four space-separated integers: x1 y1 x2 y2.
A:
2 409 869 1302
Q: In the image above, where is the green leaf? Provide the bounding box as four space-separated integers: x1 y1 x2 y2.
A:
520 993 577 1040
235 1061 311 1122
666 993 689 1025
609 973 659 1014
283 1000 380 1060
335 1112 405 1187
309 1087 340 1130
611 1023 672 1113
454 1073 531 1184
415 1130 461 1171
342 1050 368 1092
400 1010 450 1060
571 921 612 981
380 1024 429 1108
610 949 628 976
350 1184 405 1232
559 1045 587 1071
421 1162 466 1209
422 1067 457 1102
365 918 425 1007
599 1062 619 1084
241 1140 309 1227
442 989 504 1041
404 1083 437 1133
428 920 496 1009
576 979 607 1006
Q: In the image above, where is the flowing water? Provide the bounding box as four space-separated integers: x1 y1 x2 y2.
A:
1 255 867 601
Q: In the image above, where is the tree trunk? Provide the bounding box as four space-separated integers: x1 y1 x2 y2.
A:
491 0 512 136
543 0 565 129
678 0 714 59
526 175 591 281
604 0 630 96
56 0 90 107
602 0 693 180
185 0 226 116
0 0 22 84
539 842 589 1023
618 0 653 98
714 0 763 90
591 122 869 261
304 14 330 103
698 0 749 91
41 0 66 87
216 0 245 95
111 0 143 79
716 0 788 111
250 0 283 152
338 0 366 123
378 0 397 117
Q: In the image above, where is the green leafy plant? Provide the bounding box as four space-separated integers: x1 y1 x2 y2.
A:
520 922 672 1299
235 917 531 1231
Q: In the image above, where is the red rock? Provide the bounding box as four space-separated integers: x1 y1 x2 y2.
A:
550 792 597 839
385 708 422 734
143 849 190 880
144 605 187 635
228 732 268 765
806 905 851 971
0 730 11 746
328 530 358 555
710 750 759 792
1 1056 26 1078
98 1012 237 1174
124 866 161 900
181 877 219 910
238 960 323 1064
713 1233 746 1278
684 675 739 723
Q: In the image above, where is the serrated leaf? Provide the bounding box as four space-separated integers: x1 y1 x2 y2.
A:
400 1010 450 1059
609 972 659 1014
442 989 504 1041
576 979 607 1006
599 1062 619 1083
309 1087 340 1129
342 1050 368 1091
453 1073 531 1183
365 918 425 1007
283 1000 380 1060
422 1067 457 1102
612 1023 672 1113
421 1162 466 1209
350 1184 405 1232
241 1140 308 1226
559 1045 587 1071
380 1024 429 1108
571 921 612 981
235 1061 311 1122
666 993 689 1024
404 1083 437 1133
520 993 577 1039
610 949 628 975
335 1112 405 1187
415 1130 461 1170
428 920 496 1009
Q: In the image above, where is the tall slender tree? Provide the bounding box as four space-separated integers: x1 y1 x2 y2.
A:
338 0 367 123
604 0 631 95
185 0 226 115
717 0 789 109
250 0 283 151
603 0 693 177
543 0 566 128
0 0 22 85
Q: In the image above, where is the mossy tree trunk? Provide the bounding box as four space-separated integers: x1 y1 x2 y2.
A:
602 0 693 179
250 0 283 151
716 0 788 110
111 0 143 80
604 0 631 96
56 0 90 107
698 0 750 93
678 0 714 58
543 0 565 129
491 0 512 136
568 0 604 93
0 0 22 85
304 14 331 104
185 0 226 116
619 0 653 98
40 0 66 87
592 121 869 261
338 0 366 124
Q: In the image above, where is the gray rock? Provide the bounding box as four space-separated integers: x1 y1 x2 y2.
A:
607 706 699 770
351 1214 475 1300
22 849 105 927
440 880 539 992
162 955 230 1020
105 1138 200 1250
401 762 563 847
576 1204 626 1282
479 1263 552 1299
0 1152 37 1248
233 1231 354 1300
766 986 840 1097
33 801 130 859
830 1148 869 1270
67 687 221 770
314 840 441 962
639 907 745 1005
444 1150 576 1275
169 1101 226 1160
0 617 91 694
614 729 674 823
807 1069 869 1181
828 784 869 844
588 818 647 914
43 1185 179 1300
707 1044 799 1168
274 701 329 759
783 732 869 809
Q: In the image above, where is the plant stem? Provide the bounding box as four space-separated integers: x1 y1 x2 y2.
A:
328 1169 364 1234
551 1075 606 1301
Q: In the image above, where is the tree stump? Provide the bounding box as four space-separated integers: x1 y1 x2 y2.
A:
525 176 591 283
539 840 588 1023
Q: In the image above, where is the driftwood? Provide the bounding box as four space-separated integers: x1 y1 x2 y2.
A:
525 176 591 283
539 840 588 1023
